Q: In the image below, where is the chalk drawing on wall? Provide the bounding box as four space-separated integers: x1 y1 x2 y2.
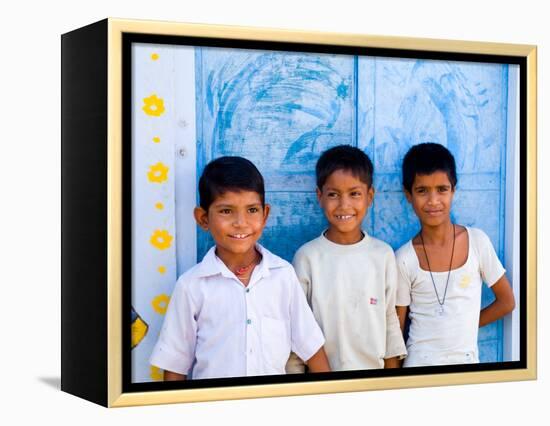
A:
199 49 355 190
373 58 506 174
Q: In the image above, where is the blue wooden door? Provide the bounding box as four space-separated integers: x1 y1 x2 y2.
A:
195 48 511 363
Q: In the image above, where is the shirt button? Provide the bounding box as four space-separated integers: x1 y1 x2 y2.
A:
247 319 252 325
246 288 250 293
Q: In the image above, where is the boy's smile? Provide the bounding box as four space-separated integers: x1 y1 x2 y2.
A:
317 169 374 245
406 171 454 228
194 190 270 267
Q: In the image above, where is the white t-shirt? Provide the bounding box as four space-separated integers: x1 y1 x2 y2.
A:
396 227 506 367
287 231 406 372
150 244 325 379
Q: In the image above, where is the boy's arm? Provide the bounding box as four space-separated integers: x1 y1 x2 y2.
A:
164 370 187 381
479 274 515 327
287 249 313 373
475 229 515 327
305 347 331 373
396 306 409 334
383 253 407 363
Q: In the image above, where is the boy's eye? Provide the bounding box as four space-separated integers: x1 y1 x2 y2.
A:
220 208 232 214
350 191 362 197
438 186 450 193
327 192 338 198
248 207 259 213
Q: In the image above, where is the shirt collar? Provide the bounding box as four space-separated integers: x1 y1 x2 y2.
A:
319 229 370 250
193 243 287 281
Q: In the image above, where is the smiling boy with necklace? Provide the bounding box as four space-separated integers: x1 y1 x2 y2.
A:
150 156 330 380
287 145 406 372
396 143 515 367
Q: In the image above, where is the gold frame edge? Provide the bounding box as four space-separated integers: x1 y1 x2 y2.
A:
105 17 538 407
108 19 124 407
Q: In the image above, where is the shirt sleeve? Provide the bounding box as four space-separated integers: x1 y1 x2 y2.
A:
149 279 198 375
395 247 413 307
474 229 506 287
285 248 313 371
384 251 408 359
292 248 312 304
287 268 325 363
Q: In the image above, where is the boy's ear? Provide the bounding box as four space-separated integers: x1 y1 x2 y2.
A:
194 206 209 230
316 187 322 202
367 186 375 207
262 203 271 224
403 187 412 203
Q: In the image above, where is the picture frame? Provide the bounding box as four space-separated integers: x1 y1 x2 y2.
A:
61 17 537 407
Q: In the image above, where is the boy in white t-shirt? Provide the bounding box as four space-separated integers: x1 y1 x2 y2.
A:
396 143 515 367
150 156 330 380
287 145 406 373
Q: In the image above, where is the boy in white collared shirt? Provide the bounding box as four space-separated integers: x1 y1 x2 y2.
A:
150 156 330 380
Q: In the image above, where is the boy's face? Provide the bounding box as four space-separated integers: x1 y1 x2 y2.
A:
405 171 455 227
194 190 270 261
317 169 374 243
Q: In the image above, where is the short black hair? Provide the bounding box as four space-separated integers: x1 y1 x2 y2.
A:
402 142 457 193
316 145 374 190
198 156 265 211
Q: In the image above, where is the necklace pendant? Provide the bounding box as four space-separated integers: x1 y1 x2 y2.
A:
436 305 445 316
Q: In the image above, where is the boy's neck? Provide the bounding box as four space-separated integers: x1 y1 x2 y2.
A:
215 246 260 273
420 220 454 246
325 228 364 245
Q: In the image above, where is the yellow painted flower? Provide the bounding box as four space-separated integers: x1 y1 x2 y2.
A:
152 294 171 315
150 229 173 250
147 162 169 183
155 202 164 210
142 94 165 117
157 265 167 274
150 365 163 381
151 53 159 61
152 136 161 143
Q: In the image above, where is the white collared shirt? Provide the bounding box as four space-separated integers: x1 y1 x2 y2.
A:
150 244 325 379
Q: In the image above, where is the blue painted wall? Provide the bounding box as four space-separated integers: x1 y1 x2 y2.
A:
195 47 509 362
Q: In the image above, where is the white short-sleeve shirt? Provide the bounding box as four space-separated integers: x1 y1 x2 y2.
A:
149 244 325 379
396 227 506 367
288 231 406 372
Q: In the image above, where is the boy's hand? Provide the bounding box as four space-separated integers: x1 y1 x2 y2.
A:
383 356 401 368
305 347 331 373
164 370 187 381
